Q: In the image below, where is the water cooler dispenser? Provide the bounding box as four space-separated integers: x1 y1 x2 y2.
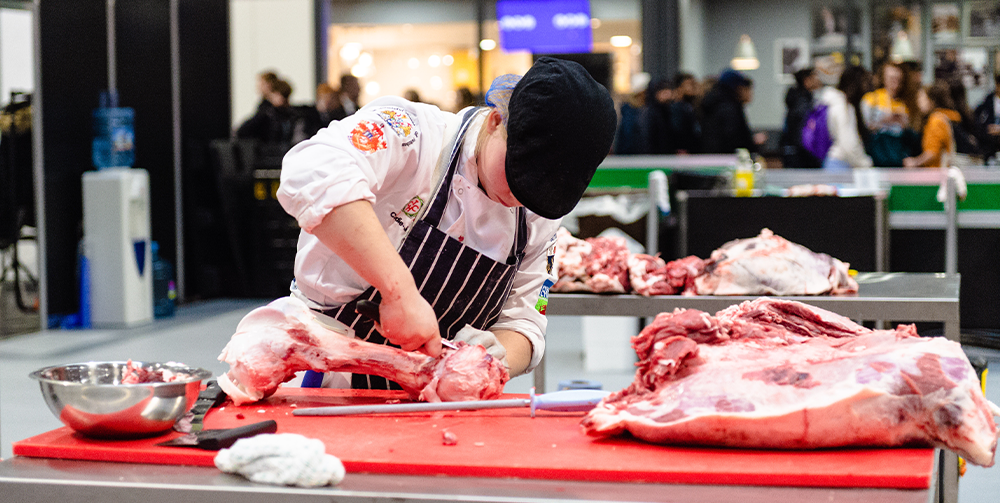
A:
82 168 153 326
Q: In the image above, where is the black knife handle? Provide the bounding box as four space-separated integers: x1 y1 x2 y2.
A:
198 380 227 407
198 420 278 450
355 300 381 324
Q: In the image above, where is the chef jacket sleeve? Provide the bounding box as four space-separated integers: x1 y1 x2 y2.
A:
278 105 425 233
489 216 562 373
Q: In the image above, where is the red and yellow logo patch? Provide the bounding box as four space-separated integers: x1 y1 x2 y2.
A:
402 196 423 217
349 121 387 154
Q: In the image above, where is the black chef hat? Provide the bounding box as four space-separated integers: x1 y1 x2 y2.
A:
505 57 617 220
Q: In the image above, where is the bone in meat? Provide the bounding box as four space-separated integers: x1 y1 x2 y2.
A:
582 298 1000 467
217 297 509 405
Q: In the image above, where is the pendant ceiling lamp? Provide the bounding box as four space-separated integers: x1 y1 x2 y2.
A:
731 34 759 71
890 30 915 63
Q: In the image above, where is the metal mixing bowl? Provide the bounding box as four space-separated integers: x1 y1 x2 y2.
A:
29 361 212 438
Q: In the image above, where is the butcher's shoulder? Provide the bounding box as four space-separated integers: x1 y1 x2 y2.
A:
525 211 563 250
362 96 452 136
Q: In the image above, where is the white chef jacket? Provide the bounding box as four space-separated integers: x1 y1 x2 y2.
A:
277 96 560 372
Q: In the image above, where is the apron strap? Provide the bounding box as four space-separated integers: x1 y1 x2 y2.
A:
507 207 528 266
422 107 479 228
421 107 529 266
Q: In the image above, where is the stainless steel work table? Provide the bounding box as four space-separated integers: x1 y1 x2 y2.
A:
545 271 960 338
536 272 961 392
0 456 933 503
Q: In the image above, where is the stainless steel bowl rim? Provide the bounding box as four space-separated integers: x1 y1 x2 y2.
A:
28 361 213 386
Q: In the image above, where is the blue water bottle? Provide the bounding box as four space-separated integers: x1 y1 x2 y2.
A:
151 241 176 318
92 90 135 169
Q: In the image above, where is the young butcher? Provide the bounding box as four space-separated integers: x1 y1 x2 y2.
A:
273 58 616 390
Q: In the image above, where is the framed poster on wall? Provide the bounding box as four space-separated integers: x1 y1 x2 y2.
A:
932 3 961 44
965 1 1000 42
774 38 809 84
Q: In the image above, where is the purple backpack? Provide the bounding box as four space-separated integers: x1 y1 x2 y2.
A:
800 104 832 160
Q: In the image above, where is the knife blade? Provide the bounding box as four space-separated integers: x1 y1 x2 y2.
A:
156 420 277 450
355 299 458 350
173 379 227 433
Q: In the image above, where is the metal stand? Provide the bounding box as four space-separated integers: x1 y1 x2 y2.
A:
938 449 959 503
944 170 958 275
0 230 39 313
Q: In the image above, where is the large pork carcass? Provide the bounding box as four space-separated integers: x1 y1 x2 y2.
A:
694 229 858 296
552 228 630 293
582 298 1000 467
218 297 509 405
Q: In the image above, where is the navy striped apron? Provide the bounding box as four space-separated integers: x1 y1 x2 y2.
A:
303 108 528 390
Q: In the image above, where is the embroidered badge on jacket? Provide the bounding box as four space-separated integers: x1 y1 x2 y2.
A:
535 279 555 315
376 108 417 140
350 120 387 154
402 196 424 217
545 234 558 275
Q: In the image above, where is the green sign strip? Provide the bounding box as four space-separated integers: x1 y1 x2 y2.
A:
589 167 1000 213
887 184 1000 212
588 167 729 189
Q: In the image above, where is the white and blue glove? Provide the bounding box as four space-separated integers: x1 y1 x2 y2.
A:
453 325 509 370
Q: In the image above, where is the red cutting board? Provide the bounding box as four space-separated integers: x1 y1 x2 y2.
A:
14 388 935 488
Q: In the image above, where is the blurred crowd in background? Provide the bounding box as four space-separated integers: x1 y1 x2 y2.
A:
236 62 1000 171
614 62 1000 170
234 70 480 147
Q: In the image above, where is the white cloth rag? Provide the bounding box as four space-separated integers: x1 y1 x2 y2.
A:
214 433 345 487
936 166 968 203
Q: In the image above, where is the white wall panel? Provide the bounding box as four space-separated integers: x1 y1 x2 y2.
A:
230 0 315 127
1 8 34 104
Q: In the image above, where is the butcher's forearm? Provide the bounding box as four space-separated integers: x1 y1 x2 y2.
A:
494 329 533 376
310 200 419 303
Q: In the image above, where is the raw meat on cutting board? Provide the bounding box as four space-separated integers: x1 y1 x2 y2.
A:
694 228 858 296
552 228 630 293
582 298 1000 467
217 297 509 405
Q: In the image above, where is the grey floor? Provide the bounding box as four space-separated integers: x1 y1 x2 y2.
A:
1 300 999 502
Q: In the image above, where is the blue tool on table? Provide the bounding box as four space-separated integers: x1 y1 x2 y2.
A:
292 388 610 418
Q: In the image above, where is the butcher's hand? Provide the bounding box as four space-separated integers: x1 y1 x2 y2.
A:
378 290 442 356
453 325 509 370
308 200 442 356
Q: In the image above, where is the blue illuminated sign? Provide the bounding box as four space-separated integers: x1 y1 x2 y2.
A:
497 0 593 54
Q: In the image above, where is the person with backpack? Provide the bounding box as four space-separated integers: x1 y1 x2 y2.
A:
780 68 823 168
903 81 962 168
805 66 872 171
